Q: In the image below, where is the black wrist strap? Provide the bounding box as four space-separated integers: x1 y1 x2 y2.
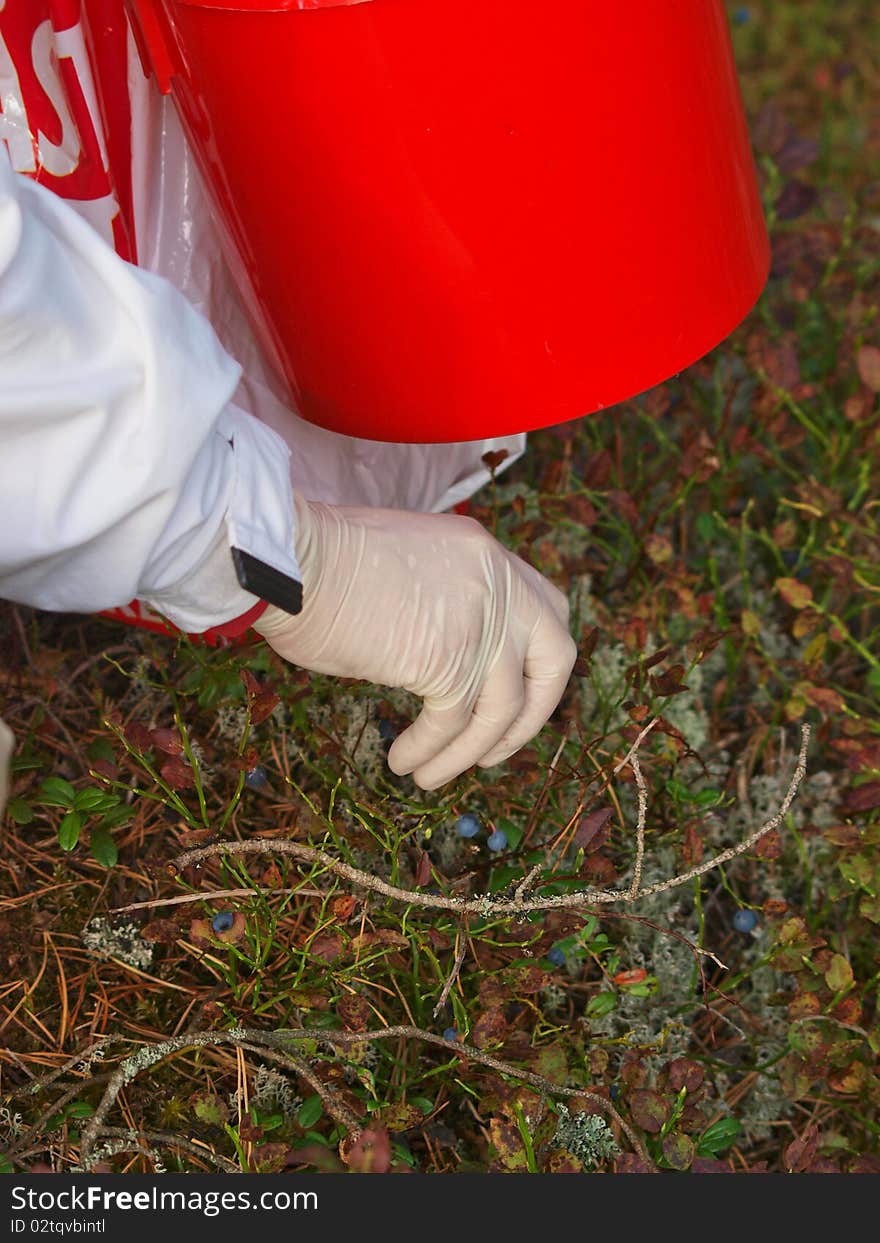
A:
231 548 303 616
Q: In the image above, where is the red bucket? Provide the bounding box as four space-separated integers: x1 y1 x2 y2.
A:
127 0 769 443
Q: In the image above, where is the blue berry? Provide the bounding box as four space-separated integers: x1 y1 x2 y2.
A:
244 765 268 790
455 813 481 838
486 828 508 852
212 911 235 934
733 908 758 933
546 946 566 968
378 718 398 743
732 6 751 23
610 1084 621 1101
443 1027 459 1042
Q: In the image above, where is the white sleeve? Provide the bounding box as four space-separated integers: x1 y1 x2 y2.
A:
0 159 300 632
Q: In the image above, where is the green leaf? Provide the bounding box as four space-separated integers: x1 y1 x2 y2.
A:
585 992 617 1018
58 810 82 851
824 953 854 994
661 1132 695 1171
696 513 717 542
696 1117 742 1156
297 1095 324 1129
6 797 34 825
89 826 118 869
65 1101 94 1119
73 788 117 812
87 738 116 763
40 776 76 807
100 805 134 830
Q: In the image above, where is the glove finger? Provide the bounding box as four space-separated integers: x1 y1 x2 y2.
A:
386 695 475 780
395 656 527 791
476 610 577 770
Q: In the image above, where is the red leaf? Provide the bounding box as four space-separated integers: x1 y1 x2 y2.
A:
160 756 194 789
614 968 648 987
124 720 153 752
841 781 880 813
629 1089 670 1134
151 727 183 756
664 1058 704 1094
691 1158 733 1174
614 1153 657 1174
340 1127 391 1174
240 669 280 725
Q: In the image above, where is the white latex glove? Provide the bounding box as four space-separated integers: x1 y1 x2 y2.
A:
254 496 577 790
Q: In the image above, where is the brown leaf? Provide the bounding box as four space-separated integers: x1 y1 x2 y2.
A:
784 1125 819 1173
379 1102 425 1134
471 1008 509 1050
488 1118 528 1171
141 918 180 945
251 1143 288 1173
607 490 640 527
828 1061 867 1096
331 895 357 920
582 449 612 489
337 993 372 1032
856 344 880 392
414 850 433 888
309 932 345 962
481 449 509 472
754 829 783 860
776 180 818 221
573 807 613 851
650 664 688 697
680 821 704 866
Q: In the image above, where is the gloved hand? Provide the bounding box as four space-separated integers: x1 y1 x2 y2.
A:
254 496 577 790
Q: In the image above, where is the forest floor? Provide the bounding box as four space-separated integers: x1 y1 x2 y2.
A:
1 1 879 1174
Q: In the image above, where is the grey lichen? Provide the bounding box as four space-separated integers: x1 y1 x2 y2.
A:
81 917 153 971
552 1105 620 1168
